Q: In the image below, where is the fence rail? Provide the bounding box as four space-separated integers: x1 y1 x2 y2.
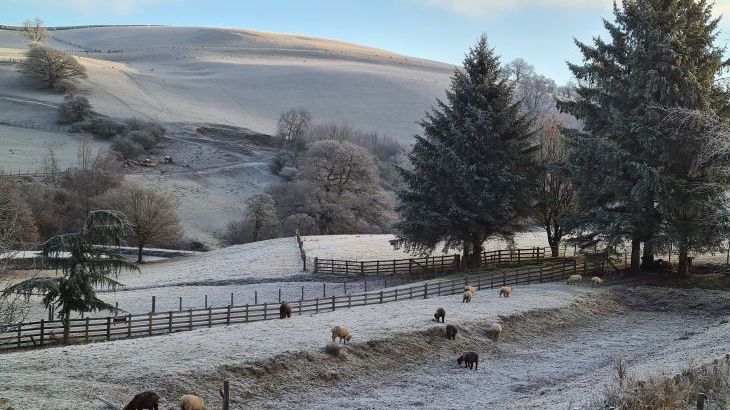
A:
0 257 603 352
313 247 545 275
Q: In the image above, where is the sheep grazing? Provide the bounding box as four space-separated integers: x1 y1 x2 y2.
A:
487 323 503 341
499 286 512 298
279 302 292 319
123 391 160 410
591 276 604 286
464 285 478 294
457 352 479 370
179 394 205 410
331 325 353 344
434 307 446 323
446 324 458 340
566 274 583 285
462 290 473 303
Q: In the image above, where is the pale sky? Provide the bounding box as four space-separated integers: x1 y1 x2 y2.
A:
2 0 729 83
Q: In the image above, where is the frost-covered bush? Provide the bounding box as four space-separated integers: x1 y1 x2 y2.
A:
111 135 143 159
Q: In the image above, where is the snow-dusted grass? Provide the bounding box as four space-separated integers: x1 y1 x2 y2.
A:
303 232 552 261
116 237 304 288
0 282 593 409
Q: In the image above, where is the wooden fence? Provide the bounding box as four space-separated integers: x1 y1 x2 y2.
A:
0 257 603 352
313 247 545 275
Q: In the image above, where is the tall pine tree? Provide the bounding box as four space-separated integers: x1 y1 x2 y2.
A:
559 0 729 274
395 35 536 267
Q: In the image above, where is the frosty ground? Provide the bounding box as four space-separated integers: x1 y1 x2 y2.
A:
1 281 728 409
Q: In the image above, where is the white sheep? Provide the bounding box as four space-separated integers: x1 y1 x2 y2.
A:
464 285 478 294
179 394 205 410
499 286 512 298
591 276 604 286
566 274 583 285
331 325 353 344
487 323 503 341
462 290 473 303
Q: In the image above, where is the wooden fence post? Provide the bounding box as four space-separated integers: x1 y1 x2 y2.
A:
148 312 153 336
227 305 231 325
85 317 90 343
301 285 304 301
424 283 428 299
188 309 193 330
222 379 230 410
313 257 318 273
360 261 365 275
697 393 706 410
316 298 319 314
254 291 258 305
127 315 132 338
344 282 347 294
168 312 173 334
208 307 212 327
278 288 282 303
380 290 383 303
345 260 349 275
331 295 335 311
106 317 111 341
263 303 267 321
348 294 352 308
230 293 234 306
539 264 543 283
151 296 156 313
205 295 208 309
323 283 326 298
179 296 183 311
16 324 21 349
245 304 250 322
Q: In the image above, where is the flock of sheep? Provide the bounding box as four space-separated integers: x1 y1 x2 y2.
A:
121 273 604 408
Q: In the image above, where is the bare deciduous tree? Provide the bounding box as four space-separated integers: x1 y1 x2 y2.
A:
276 108 311 161
273 140 392 235
18 45 87 89
245 194 277 242
20 17 47 43
101 184 183 263
533 115 575 257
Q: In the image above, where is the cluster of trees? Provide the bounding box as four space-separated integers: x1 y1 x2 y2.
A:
223 110 400 245
1 142 183 263
396 0 730 275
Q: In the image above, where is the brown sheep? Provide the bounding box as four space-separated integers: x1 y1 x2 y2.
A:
279 302 292 319
179 394 205 410
457 352 479 370
123 391 159 410
331 325 353 344
499 286 512 298
462 290 473 303
434 307 446 323
446 324 458 340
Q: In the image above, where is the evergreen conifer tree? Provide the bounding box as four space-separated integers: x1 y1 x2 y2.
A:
559 0 729 273
395 35 537 267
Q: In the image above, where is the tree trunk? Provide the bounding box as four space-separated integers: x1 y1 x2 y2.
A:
677 246 689 276
62 308 71 345
630 239 641 274
471 237 482 268
641 241 655 271
137 244 144 264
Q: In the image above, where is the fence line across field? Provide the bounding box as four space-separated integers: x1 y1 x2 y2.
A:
0 257 604 352
312 247 547 275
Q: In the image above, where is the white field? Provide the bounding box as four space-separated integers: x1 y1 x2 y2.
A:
302 232 553 261
0 27 453 143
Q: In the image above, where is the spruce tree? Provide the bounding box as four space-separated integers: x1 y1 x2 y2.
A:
395 35 536 267
559 0 728 273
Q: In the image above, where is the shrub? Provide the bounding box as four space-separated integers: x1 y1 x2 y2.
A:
83 118 127 139
127 130 158 151
111 135 143 159
57 95 92 124
270 151 295 175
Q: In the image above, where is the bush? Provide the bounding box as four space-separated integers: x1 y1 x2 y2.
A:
270 151 295 175
83 118 127 139
57 95 92 124
127 130 158 151
111 135 144 159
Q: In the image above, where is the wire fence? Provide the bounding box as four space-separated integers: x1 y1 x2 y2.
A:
0 257 604 352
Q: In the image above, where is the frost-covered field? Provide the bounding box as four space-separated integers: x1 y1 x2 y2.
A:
1 283 728 409
302 232 552 261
